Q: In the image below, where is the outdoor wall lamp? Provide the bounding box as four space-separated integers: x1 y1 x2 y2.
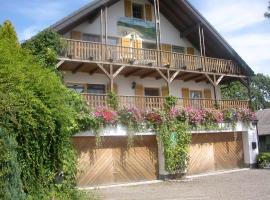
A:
131 81 136 89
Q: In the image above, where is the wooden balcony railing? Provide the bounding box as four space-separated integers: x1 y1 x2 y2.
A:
60 39 243 75
82 94 249 111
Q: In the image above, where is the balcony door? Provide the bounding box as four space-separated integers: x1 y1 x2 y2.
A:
189 90 203 109
144 88 161 110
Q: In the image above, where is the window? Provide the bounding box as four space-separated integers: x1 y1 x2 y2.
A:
107 37 118 45
66 83 85 93
87 84 105 94
132 3 144 19
82 34 101 42
144 88 160 96
172 45 185 54
190 90 202 99
143 42 156 49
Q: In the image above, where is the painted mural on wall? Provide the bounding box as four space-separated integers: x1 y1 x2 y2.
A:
117 17 156 41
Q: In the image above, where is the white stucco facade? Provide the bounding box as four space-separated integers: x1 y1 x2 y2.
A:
63 71 221 99
64 0 200 55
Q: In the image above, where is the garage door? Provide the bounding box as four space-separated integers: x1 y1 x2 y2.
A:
188 132 244 175
72 136 158 186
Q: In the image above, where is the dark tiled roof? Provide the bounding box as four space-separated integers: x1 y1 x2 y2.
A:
256 109 270 136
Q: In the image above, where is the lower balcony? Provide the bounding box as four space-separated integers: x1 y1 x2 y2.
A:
82 93 249 110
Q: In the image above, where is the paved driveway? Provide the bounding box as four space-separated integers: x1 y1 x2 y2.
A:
99 169 270 200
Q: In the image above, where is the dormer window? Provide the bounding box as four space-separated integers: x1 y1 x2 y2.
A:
132 3 144 19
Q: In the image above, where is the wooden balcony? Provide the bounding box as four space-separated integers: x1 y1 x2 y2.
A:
82 94 249 110
59 39 244 76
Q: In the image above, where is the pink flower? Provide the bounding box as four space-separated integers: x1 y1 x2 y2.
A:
94 107 117 125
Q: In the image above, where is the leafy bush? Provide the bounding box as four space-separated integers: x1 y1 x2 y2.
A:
0 129 25 200
257 152 270 168
164 95 177 111
118 107 144 132
22 29 63 70
157 121 191 173
0 21 94 199
107 91 119 110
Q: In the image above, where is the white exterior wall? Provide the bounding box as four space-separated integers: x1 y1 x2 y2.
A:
64 0 200 55
63 71 219 98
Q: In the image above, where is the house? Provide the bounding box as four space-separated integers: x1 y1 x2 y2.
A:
51 0 258 186
256 109 270 152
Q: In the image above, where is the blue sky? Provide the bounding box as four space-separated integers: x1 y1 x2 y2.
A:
0 0 269 75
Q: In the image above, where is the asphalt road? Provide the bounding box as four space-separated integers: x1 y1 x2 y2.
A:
99 169 270 200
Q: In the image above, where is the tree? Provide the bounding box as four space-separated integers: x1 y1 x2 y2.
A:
220 81 249 100
0 20 92 199
0 129 25 200
221 74 270 110
22 29 62 70
0 20 19 45
265 1 270 18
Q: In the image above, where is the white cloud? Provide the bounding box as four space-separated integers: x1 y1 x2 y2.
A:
227 33 270 62
13 1 66 22
20 25 43 41
225 33 270 74
194 0 270 75
199 0 267 33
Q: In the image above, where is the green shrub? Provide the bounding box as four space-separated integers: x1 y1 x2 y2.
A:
0 21 94 199
107 91 119 110
257 152 270 168
0 129 25 200
164 95 177 111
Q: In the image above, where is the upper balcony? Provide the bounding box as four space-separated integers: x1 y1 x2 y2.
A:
58 38 245 77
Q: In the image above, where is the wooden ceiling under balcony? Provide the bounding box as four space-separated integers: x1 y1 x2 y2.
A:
60 61 228 84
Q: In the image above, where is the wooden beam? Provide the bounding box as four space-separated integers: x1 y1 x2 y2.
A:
216 75 225 86
124 68 141 77
179 73 196 80
239 77 249 88
56 60 65 69
141 70 156 79
89 67 98 75
169 71 180 83
184 74 202 82
178 72 189 79
113 65 125 78
72 63 84 74
59 57 248 79
195 76 207 83
156 69 168 81
97 63 110 78
205 74 215 86
180 24 199 38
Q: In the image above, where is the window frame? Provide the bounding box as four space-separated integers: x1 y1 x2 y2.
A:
144 87 160 97
132 3 145 20
65 82 106 95
189 90 203 99
87 84 106 95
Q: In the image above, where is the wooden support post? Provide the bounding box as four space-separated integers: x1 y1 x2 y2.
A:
105 6 108 44
100 9 104 44
56 60 65 69
169 71 180 83
167 70 171 95
113 65 125 78
110 65 114 92
213 75 218 106
247 78 253 110
154 0 161 67
198 25 203 57
97 63 110 78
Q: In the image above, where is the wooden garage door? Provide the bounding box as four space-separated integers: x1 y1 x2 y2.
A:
72 136 158 186
188 132 244 175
